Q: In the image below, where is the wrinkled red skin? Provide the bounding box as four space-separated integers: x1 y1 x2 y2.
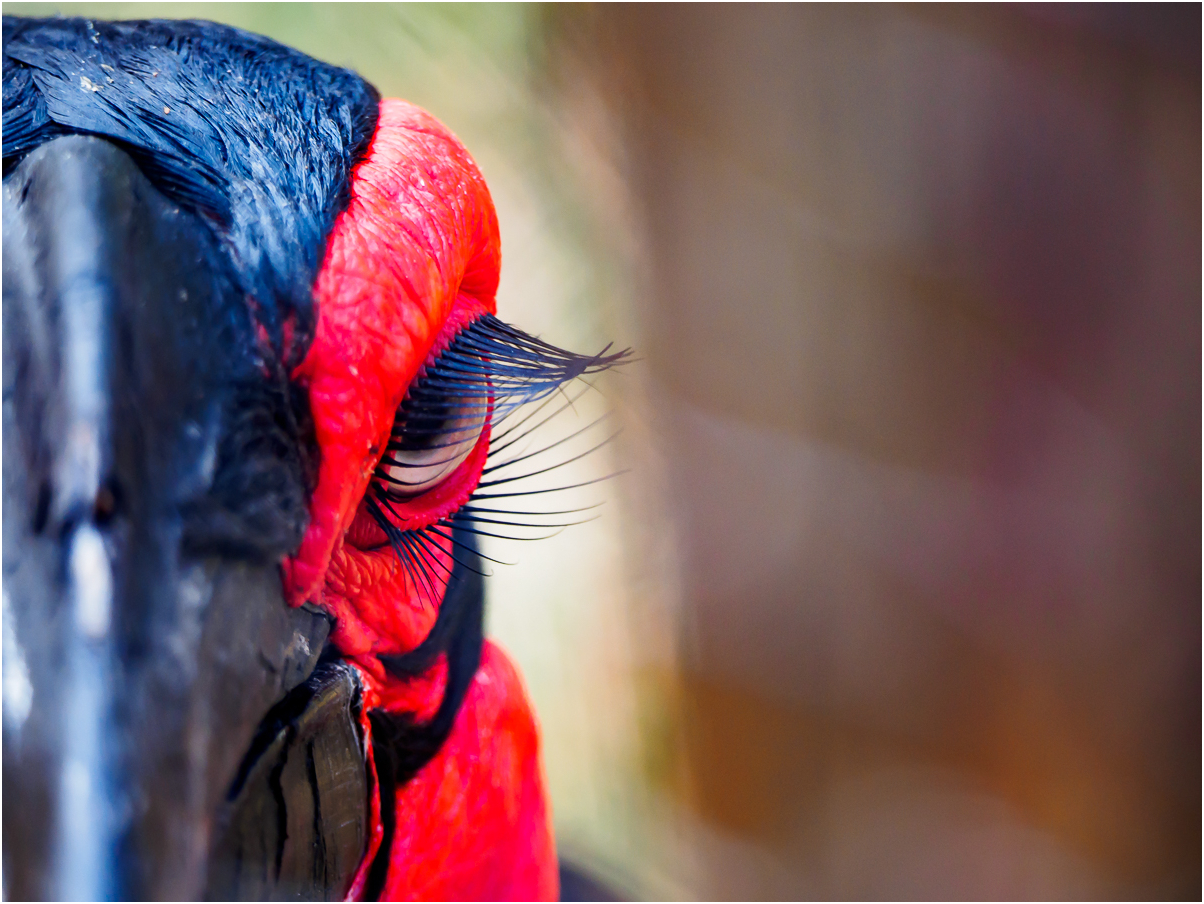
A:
282 99 557 901
345 644 557 902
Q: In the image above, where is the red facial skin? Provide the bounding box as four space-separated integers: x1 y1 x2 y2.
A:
282 99 557 901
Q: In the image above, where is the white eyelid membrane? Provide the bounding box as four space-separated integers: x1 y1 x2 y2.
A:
381 404 485 496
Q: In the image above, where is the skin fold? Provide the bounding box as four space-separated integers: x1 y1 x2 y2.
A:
284 98 557 901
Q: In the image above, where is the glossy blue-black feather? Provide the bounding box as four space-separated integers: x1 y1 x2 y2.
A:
2 16 380 368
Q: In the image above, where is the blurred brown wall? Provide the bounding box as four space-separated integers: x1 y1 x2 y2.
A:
589 4 1200 898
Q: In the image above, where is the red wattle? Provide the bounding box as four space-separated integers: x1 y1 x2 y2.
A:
284 98 500 613
347 642 557 902
285 96 557 902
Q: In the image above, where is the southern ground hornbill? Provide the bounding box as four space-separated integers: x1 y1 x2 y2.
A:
2 16 628 900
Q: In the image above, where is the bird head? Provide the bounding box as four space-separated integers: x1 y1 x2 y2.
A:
3 16 625 900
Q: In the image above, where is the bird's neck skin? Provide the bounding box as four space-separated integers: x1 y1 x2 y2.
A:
279 97 557 902
282 99 501 652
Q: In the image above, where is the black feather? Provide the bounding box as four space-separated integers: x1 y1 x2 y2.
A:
2 15 380 369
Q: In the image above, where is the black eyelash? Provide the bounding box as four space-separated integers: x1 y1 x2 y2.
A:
365 313 630 597
372 314 628 488
363 315 629 839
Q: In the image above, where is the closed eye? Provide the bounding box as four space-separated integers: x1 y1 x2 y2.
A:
377 391 488 498
371 314 627 504
366 314 630 577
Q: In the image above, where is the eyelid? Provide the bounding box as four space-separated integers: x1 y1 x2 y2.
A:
371 314 631 502
376 400 486 498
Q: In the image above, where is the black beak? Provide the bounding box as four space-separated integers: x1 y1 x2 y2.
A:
2 135 361 900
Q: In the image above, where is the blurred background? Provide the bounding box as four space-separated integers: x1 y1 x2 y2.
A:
8 3 1199 899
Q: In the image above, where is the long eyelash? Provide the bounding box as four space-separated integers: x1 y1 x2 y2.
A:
486 382 594 461
365 493 499 590
481 410 609 476
475 430 620 490
469 471 628 501
390 314 628 436
366 313 629 593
